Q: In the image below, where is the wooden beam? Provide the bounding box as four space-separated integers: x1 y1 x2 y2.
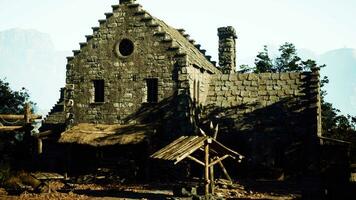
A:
185 155 204 166
0 114 42 120
208 154 229 167
0 126 23 132
318 136 351 144
34 130 53 138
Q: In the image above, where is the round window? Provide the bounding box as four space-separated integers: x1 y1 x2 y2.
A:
116 39 134 57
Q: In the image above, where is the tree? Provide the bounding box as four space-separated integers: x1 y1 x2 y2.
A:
275 43 303 72
255 45 274 73
240 43 356 140
0 78 35 114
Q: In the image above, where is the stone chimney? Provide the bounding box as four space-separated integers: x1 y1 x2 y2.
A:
218 26 237 74
120 0 136 4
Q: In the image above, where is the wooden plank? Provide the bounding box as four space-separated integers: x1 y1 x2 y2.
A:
166 136 203 159
164 136 200 160
151 136 188 158
31 172 64 180
175 140 206 164
159 136 195 160
150 136 188 159
169 136 205 160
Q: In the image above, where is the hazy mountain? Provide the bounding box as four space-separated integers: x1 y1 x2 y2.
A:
318 48 356 116
0 29 355 117
0 28 69 115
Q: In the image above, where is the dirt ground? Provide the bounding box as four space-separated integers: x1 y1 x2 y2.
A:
0 179 301 200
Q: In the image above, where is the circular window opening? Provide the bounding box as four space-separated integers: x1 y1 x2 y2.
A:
117 39 134 57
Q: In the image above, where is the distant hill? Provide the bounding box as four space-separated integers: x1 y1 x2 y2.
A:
318 48 356 116
0 28 69 115
0 29 355 117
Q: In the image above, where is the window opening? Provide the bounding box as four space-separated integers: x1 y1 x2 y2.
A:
93 80 105 103
146 78 158 103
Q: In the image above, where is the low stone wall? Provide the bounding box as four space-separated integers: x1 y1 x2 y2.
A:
203 70 320 171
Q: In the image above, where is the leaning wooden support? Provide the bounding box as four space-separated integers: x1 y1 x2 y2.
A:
208 155 229 167
218 160 232 183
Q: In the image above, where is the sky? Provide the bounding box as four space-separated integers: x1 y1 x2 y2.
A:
0 0 355 115
1 0 356 64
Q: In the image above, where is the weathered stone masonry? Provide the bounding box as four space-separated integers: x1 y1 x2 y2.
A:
203 69 321 167
42 0 321 173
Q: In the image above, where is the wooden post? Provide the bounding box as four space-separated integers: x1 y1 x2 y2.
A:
204 140 210 197
37 138 43 154
210 158 215 195
24 103 31 123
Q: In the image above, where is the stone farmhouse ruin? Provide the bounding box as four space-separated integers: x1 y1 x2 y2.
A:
41 0 321 177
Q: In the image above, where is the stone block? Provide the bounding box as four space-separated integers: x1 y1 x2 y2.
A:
243 80 251 86
220 75 228 81
240 91 250 97
277 80 286 85
271 73 280 80
280 73 290 80
267 90 277 95
235 81 243 86
251 81 258 86
258 90 267 96
229 74 238 81
260 73 272 80
289 72 300 79
238 73 249 80
248 73 258 81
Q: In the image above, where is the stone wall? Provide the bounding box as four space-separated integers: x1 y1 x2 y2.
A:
186 65 214 104
204 70 321 170
65 4 181 125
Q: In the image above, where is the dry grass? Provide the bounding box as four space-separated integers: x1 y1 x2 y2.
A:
59 123 154 147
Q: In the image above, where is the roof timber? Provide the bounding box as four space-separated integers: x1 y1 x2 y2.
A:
150 136 243 165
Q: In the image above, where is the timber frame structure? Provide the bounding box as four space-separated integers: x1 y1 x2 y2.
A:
0 103 41 132
151 124 244 196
